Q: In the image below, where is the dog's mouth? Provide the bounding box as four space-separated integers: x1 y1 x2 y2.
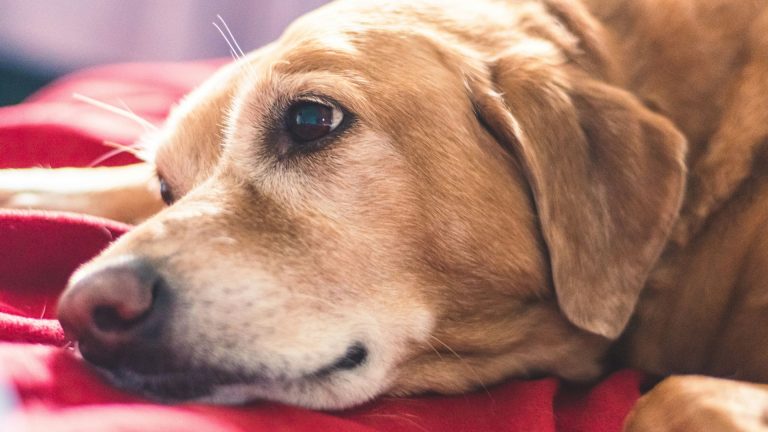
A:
97 365 252 401
85 342 370 403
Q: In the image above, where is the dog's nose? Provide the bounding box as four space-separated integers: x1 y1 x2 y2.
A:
57 257 165 366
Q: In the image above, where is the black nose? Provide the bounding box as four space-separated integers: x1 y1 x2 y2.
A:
57 257 166 367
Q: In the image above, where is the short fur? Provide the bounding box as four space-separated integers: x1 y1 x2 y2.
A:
3 0 768 429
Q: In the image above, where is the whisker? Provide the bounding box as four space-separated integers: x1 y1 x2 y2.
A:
134 135 159 163
424 339 445 361
111 140 152 162
88 140 146 167
88 148 132 167
288 292 343 311
118 99 153 133
429 335 494 400
102 140 145 156
217 14 245 58
73 93 158 131
213 21 241 60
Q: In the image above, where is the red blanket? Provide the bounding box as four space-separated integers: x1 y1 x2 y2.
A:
0 60 642 431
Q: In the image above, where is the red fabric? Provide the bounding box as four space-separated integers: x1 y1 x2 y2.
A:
0 60 642 431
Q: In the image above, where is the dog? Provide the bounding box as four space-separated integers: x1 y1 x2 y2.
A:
2 0 768 429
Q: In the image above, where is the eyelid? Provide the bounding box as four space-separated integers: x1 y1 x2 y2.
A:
158 177 175 205
295 95 332 105
291 94 346 114
154 169 176 205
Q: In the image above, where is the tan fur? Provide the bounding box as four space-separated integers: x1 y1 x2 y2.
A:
624 376 768 432
2 0 768 428
0 164 162 223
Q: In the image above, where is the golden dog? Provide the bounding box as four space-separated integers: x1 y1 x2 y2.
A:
2 0 768 429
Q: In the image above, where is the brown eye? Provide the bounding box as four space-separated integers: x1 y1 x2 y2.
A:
286 101 343 142
158 177 175 205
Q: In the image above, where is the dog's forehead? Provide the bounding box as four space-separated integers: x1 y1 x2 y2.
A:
155 1 493 194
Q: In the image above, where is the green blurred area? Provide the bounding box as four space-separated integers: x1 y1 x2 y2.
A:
0 63 55 106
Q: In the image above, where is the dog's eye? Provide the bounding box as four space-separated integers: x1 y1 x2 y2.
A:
158 178 175 205
286 101 343 142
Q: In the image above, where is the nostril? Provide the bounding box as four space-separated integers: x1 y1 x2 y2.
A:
91 269 164 335
92 304 150 333
89 277 161 333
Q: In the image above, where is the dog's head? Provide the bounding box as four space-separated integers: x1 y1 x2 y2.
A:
57 0 686 409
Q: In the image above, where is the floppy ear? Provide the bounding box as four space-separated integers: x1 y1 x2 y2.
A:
471 56 687 339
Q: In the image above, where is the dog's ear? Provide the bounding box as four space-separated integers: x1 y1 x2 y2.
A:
470 55 687 339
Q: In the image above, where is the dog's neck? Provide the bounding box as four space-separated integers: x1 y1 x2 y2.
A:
583 0 755 160
581 0 768 380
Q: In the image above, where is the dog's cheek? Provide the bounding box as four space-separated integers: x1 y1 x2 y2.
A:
386 297 612 396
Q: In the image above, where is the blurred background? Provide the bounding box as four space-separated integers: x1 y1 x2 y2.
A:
0 0 329 106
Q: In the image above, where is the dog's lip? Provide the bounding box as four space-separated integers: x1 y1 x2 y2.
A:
94 364 263 402
309 342 369 378
87 342 369 403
